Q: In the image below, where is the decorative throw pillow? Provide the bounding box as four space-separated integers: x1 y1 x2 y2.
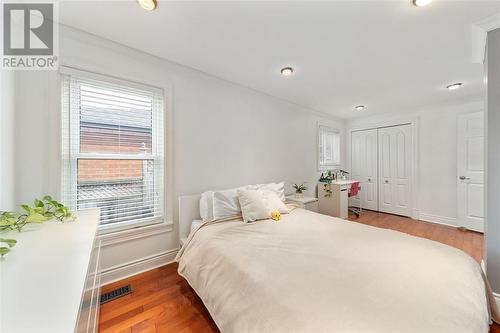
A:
237 189 289 223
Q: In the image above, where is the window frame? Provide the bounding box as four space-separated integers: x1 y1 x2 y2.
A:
60 67 165 233
317 123 341 171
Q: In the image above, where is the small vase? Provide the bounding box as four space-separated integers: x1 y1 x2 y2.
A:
295 192 303 198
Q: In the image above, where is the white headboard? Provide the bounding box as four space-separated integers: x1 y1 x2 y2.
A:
178 194 201 240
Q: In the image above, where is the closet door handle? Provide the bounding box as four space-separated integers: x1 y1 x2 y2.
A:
384 180 389 184
367 178 372 182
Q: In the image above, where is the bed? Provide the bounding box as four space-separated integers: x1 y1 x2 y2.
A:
176 194 498 333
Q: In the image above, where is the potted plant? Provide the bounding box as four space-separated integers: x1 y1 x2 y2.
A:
292 183 308 198
0 196 75 257
319 171 335 197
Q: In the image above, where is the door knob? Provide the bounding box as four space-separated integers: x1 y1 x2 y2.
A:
368 178 371 182
459 176 470 181
385 180 389 184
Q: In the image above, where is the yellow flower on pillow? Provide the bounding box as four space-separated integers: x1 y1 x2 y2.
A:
271 210 281 221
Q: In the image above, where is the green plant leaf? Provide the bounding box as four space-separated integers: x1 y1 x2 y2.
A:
34 199 44 208
0 247 10 257
0 215 16 226
0 238 17 248
19 204 31 214
1 211 16 218
33 207 45 214
25 212 51 223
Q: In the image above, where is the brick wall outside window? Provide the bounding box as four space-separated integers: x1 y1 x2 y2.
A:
78 126 152 183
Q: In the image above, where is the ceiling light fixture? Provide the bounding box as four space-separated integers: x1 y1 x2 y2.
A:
354 105 366 111
412 0 432 6
137 0 157 11
446 83 463 90
280 67 294 76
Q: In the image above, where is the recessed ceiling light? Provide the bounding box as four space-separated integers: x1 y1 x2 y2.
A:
280 67 294 76
446 83 463 90
354 105 366 111
413 0 432 6
137 0 157 11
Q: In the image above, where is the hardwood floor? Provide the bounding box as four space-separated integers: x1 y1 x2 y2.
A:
347 210 484 262
99 211 498 333
99 264 219 333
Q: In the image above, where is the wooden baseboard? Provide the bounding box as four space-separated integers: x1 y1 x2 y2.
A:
99 249 178 286
418 213 457 228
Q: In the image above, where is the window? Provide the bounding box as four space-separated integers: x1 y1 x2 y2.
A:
318 125 340 170
61 69 164 230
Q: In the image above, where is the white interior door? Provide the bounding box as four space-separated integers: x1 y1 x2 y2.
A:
457 112 484 232
351 129 378 210
378 125 412 216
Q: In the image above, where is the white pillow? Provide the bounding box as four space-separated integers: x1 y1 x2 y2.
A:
212 188 242 220
199 191 214 222
201 182 285 221
237 189 289 223
248 182 286 202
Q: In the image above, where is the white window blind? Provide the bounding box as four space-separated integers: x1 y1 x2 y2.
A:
61 71 164 230
318 125 340 170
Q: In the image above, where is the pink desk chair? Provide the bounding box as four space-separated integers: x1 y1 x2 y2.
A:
348 182 362 217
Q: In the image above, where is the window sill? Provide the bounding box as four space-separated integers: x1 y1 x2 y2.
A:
98 216 167 234
97 220 174 247
318 164 341 171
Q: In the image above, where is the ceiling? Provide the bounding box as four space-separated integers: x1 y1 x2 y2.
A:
59 1 500 119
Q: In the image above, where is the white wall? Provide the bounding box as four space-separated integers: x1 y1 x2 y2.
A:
346 100 484 226
11 25 345 283
0 71 16 211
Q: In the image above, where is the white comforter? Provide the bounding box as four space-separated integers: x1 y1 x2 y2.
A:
176 208 492 333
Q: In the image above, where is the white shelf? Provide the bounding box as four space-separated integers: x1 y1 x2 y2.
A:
1 209 100 333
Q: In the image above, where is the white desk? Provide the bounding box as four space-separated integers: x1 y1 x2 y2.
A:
1 209 100 333
327 180 358 186
317 180 359 219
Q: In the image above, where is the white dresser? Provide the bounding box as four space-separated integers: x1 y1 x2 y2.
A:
1 209 101 333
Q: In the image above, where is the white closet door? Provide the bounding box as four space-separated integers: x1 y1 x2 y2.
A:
351 129 378 210
378 125 412 216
